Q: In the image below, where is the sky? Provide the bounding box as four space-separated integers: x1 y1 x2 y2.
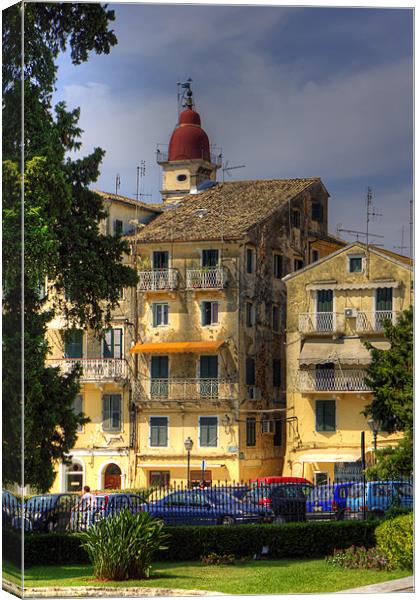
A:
54 3 414 255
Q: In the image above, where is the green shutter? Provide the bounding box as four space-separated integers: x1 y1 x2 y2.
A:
103 395 111 430
376 288 393 311
316 400 336 432
65 330 83 358
200 417 217 447
150 417 167 447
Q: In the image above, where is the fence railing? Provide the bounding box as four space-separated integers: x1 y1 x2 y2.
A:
299 312 343 334
156 148 222 167
186 267 226 290
136 378 237 402
356 311 399 333
298 369 371 392
137 269 179 291
47 358 127 381
3 477 412 532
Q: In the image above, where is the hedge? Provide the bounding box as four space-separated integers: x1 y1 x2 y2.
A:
3 520 378 567
375 513 413 570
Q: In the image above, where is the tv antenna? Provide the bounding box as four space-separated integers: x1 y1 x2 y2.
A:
115 173 121 195
409 199 413 260
394 225 409 254
177 78 193 114
222 161 246 183
133 161 151 202
366 186 382 248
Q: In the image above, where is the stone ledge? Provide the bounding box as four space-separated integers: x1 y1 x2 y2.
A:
337 576 414 594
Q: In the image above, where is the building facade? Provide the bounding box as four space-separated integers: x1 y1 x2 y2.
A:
282 243 413 484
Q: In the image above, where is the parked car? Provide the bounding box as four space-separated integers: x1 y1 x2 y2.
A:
346 480 413 519
13 493 79 532
69 494 109 531
306 482 356 520
142 489 263 525
103 493 145 518
2 490 20 528
242 482 313 523
250 477 312 487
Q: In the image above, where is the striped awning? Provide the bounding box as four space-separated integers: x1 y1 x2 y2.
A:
130 340 225 354
299 338 390 366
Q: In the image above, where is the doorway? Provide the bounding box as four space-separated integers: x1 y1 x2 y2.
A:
104 463 122 489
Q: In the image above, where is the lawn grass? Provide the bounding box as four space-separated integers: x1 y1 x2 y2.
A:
3 559 412 594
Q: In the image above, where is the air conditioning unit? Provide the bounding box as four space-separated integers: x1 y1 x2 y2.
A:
261 420 274 434
247 386 261 401
344 308 358 318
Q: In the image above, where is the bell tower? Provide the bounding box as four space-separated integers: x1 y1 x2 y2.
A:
157 82 221 204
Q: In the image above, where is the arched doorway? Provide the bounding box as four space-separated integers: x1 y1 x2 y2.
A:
104 463 121 489
65 460 84 492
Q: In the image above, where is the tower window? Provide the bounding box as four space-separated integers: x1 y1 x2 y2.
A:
177 174 187 182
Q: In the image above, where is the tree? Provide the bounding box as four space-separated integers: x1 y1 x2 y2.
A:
363 306 413 479
2 3 137 491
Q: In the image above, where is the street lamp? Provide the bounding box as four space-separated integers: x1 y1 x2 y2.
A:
367 418 381 453
184 437 193 488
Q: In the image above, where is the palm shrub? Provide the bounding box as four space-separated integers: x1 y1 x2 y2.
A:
79 509 169 580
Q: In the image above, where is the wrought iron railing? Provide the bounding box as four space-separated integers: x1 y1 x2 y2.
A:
186 267 226 289
136 378 237 401
299 369 371 392
356 311 398 333
299 312 342 334
137 269 179 291
156 148 222 167
47 358 127 381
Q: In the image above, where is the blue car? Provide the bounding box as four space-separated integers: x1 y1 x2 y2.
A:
15 493 78 532
142 489 262 525
103 493 145 518
306 483 355 520
346 480 413 519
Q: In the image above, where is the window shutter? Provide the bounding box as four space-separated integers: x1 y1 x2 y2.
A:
114 329 122 359
212 302 219 323
246 358 255 386
110 395 121 430
325 401 336 431
103 329 113 358
103 395 111 431
163 304 169 325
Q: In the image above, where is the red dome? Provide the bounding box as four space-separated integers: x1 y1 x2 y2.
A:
168 107 210 162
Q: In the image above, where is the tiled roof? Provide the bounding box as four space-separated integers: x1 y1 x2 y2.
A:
134 178 324 243
370 246 413 266
93 190 163 213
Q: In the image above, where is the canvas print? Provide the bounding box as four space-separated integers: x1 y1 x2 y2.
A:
2 1 413 597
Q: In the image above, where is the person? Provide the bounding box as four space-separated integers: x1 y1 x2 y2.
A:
81 485 97 528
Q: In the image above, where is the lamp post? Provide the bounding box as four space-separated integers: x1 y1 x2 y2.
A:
184 437 193 488
367 418 381 456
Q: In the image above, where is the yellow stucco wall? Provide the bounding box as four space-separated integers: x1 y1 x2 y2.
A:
283 244 412 482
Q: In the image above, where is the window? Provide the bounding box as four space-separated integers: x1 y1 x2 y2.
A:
273 254 283 279
64 329 83 358
199 356 218 396
246 418 256 447
273 359 281 388
315 363 335 391
311 202 323 222
316 400 336 432
150 417 168 447
202 249 219 267
246 302 254 327
153 251 169 269
312 250 320 263
151 356 169 397
349 256 363 273
292 210 301 228
73 394 83 432
102 328 123 358
201 301 219 326
272 305 280 333
246 357 256 386
273 419 282 446
102 394 122 431
149 471 170 486
65 461 83 492
199 416 218 447
294 259 304 271
152 303 169 327
376 287 393 311
114 219 123 236
246 248 255 274
177 174 187 182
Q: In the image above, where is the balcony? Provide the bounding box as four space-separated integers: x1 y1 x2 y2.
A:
47 358 128 382
299 312 343 334
156 147 223 167
135 378 237 402
186 267 227 290
356 311 399 333
137 269 179 292
298 369 371 393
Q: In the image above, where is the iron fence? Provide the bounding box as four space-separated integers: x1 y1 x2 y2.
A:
2 477 413 533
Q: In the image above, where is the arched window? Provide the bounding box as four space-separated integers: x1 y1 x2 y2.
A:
65 460 84 492
104 463 122 490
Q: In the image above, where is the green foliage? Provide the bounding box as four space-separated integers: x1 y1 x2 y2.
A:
6 521 378 567
375 513 413 570
326 546 389 570
363 307 413 479
201 552 236 565
2 3 137 490
79 510 169 580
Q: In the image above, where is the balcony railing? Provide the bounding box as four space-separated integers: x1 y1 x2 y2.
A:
298 369 371 392
47 358 127 381
186 267 226 290
356 311 399 333
299 312 343 334
137 269 179 291
136 378 237 402
156 148 222 167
